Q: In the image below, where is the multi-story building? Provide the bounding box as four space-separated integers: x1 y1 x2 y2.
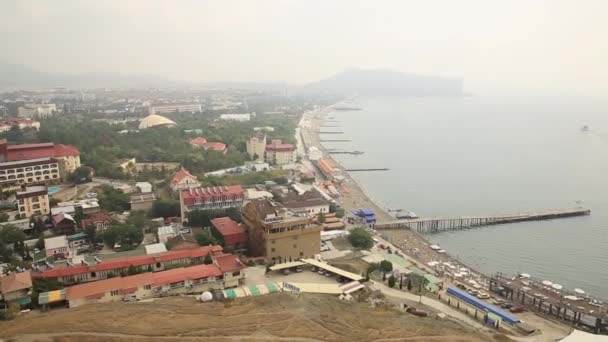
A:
148 103 202 115
44 235 70 259
18 103 56 118
241 199 321 263
279 189 330 217
17 185 50 218
32 246 224 285
170 168 200 192
219 113 253 122
0 158 61 192
265 140 295 166
179 186 244 222
0 118 40 133
0 139 81 178
246 133 266 161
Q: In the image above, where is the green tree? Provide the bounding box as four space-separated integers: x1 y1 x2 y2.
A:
195 230 217 246
348 227 373 249
98 186 130 212
380 260 393 273
329 203 345 218
84 225 97 243
49 197 60 207
35 237 45 251
318 212 326 224
0 212 9 222
68 166 92 184
150 199 180 218
388 275 396 288
0 224 26 245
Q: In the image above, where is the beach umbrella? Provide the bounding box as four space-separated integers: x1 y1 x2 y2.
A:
552 283 563 290
574 288 585 295
520 273 531 278
542 280 553 286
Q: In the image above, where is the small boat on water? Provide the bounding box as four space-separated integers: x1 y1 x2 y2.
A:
581 125 589 132
395 211 419 220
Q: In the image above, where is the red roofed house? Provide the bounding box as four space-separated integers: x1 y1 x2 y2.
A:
0 271 33 306
0 118 40 132
32 246 224 285
170 168 200 192
179 186 244 222
0 139 81 179
52 213 76 235
210 217 248 251
188 137 227 154
64 257 245 308
265 139 295 166
80 212 113 233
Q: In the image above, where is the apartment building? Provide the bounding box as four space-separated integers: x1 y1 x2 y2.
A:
265 140 296 166
148 103 202 115
0 139 81 177
18 103 57 118
16 185 50 218
246 133 266 161
179 186 244 222
241 199 321 263
0 158 60 192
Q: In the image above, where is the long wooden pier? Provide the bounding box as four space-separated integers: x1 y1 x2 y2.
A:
376 208 591 233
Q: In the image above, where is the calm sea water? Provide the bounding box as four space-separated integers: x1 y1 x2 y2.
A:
323 96 608 298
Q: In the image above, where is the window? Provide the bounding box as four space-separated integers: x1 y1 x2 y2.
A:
110 290 119 296
300 252 304 257
144 285 151 290
271 240 275 244
232 271 240 276
18 199 24 204
91 272 96 278
271 248 276 252
16 168 23 173
293 244 297 248
33 204 40 210
156 262 161 268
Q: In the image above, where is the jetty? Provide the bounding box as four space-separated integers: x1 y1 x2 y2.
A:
345 168 389 172
376 208 590 233
328 150 364 155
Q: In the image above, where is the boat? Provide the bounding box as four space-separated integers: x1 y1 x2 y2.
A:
581 125 589 132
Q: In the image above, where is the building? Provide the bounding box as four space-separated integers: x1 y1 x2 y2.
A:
265 140 296 166
32 246 224 285
307 146 323 161
67 232 87 249
135 182 152 193
210 217 248 251
279 190 330 217
44 235 70 259
219 113 254 122
157 225 177 244
52 213 76 235
18 103 56 118
170 168 200 192
144 243 167 255
179 186 244 222
64 259 244 308
188 137 227 153
246 133 266 161
0 118 40 133
0 139 81 177
138 114 177 129
17 185 50 218
0 158 60 192
129 192 157 211
148 103 202 115
0 271 32 306
166 234 199 250
241 199 321 263
57 199 100 215
80 212 112 233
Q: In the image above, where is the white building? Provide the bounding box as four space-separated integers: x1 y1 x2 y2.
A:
18 104 57 118
44 235 69 258
0 118 40 133
135 182 152 193
307 146 323 161
148 103 202 115
157 225 177 244
219 113 254 122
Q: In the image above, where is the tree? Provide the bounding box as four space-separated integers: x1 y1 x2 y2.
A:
0 225 26 246
317 212 326 224
379 260 393 273
32 217 46 237
195 231 217 246
388 275 396 288
0 212 9 222
98 186 130 212
407 277 412 291
5 302 21 320
203 254 213 264
49 197 60 207
150 199 180 218
68 166 92 184
399 275 403 289
348 227 373 249
35 237 45 251
329 203 345 218
84 225 97 243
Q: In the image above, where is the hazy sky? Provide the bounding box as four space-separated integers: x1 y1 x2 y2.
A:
1 0 607 95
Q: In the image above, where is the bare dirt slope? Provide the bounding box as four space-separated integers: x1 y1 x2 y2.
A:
0 294 503 342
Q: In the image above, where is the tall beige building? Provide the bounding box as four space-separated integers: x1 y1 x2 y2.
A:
246 133 266 161
241 199 321 263
17 185 50 218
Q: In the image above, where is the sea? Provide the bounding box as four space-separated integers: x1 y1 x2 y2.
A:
322 95 608 299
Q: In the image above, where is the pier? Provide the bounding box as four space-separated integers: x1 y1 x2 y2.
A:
345 168 389 172
376 208 590 233
327 150 364 155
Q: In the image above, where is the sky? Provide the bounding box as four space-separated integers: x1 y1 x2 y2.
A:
1 0 607 95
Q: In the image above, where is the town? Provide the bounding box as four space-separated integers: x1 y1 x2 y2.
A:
0 87 605 342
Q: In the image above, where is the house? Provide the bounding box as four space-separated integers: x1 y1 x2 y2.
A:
16 185 50 218
144 243 167 255
210 217 248 251
219 113 254 122
157 225 177 244
246 132 266 161
0 271 33 306
32 246 224 285
241 199 321 263
18 103 56 118
0 118 40 133
135 182 152 193
52 213 76 235
188 137 227 153
57 199 100 215
129 192 156 211
64 260 243 308
170 168 200 192
166 234 199 250
44 235 70 259
80 212 112 233
279 189 330 217
67 232 87 249
179 186 244 222
265 140 295 166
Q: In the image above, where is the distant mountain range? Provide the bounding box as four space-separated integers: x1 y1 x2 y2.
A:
0 62 177 90
302 68 464 96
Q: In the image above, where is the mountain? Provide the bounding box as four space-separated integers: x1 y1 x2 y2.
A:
302 68 464 96
0 62 178 90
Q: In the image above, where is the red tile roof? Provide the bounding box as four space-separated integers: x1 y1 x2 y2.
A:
80 212 113 229
5 142 80 161
0 271 32 294
180 186 244 206
210 217 248 245
32 246 223 279
151 264 222 286
204 142 226 152
214 254 245 273
265 140 294 152
66 273 154 301
188 137 226 152
171 168 197 185
188 137 207 147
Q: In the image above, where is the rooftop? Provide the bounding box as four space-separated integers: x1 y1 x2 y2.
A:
44 235 68 250
181 185 243 201
0 271 32 294
171 168 198 185
16 185 48 198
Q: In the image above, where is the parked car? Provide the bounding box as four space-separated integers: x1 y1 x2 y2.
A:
317 269 325 275
295 267 303 273
501 303 514 309
509 306 525 313
282 269 291 275
406 307 429 317
122 294 138 302
456 283 467 290
476 292 491 299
